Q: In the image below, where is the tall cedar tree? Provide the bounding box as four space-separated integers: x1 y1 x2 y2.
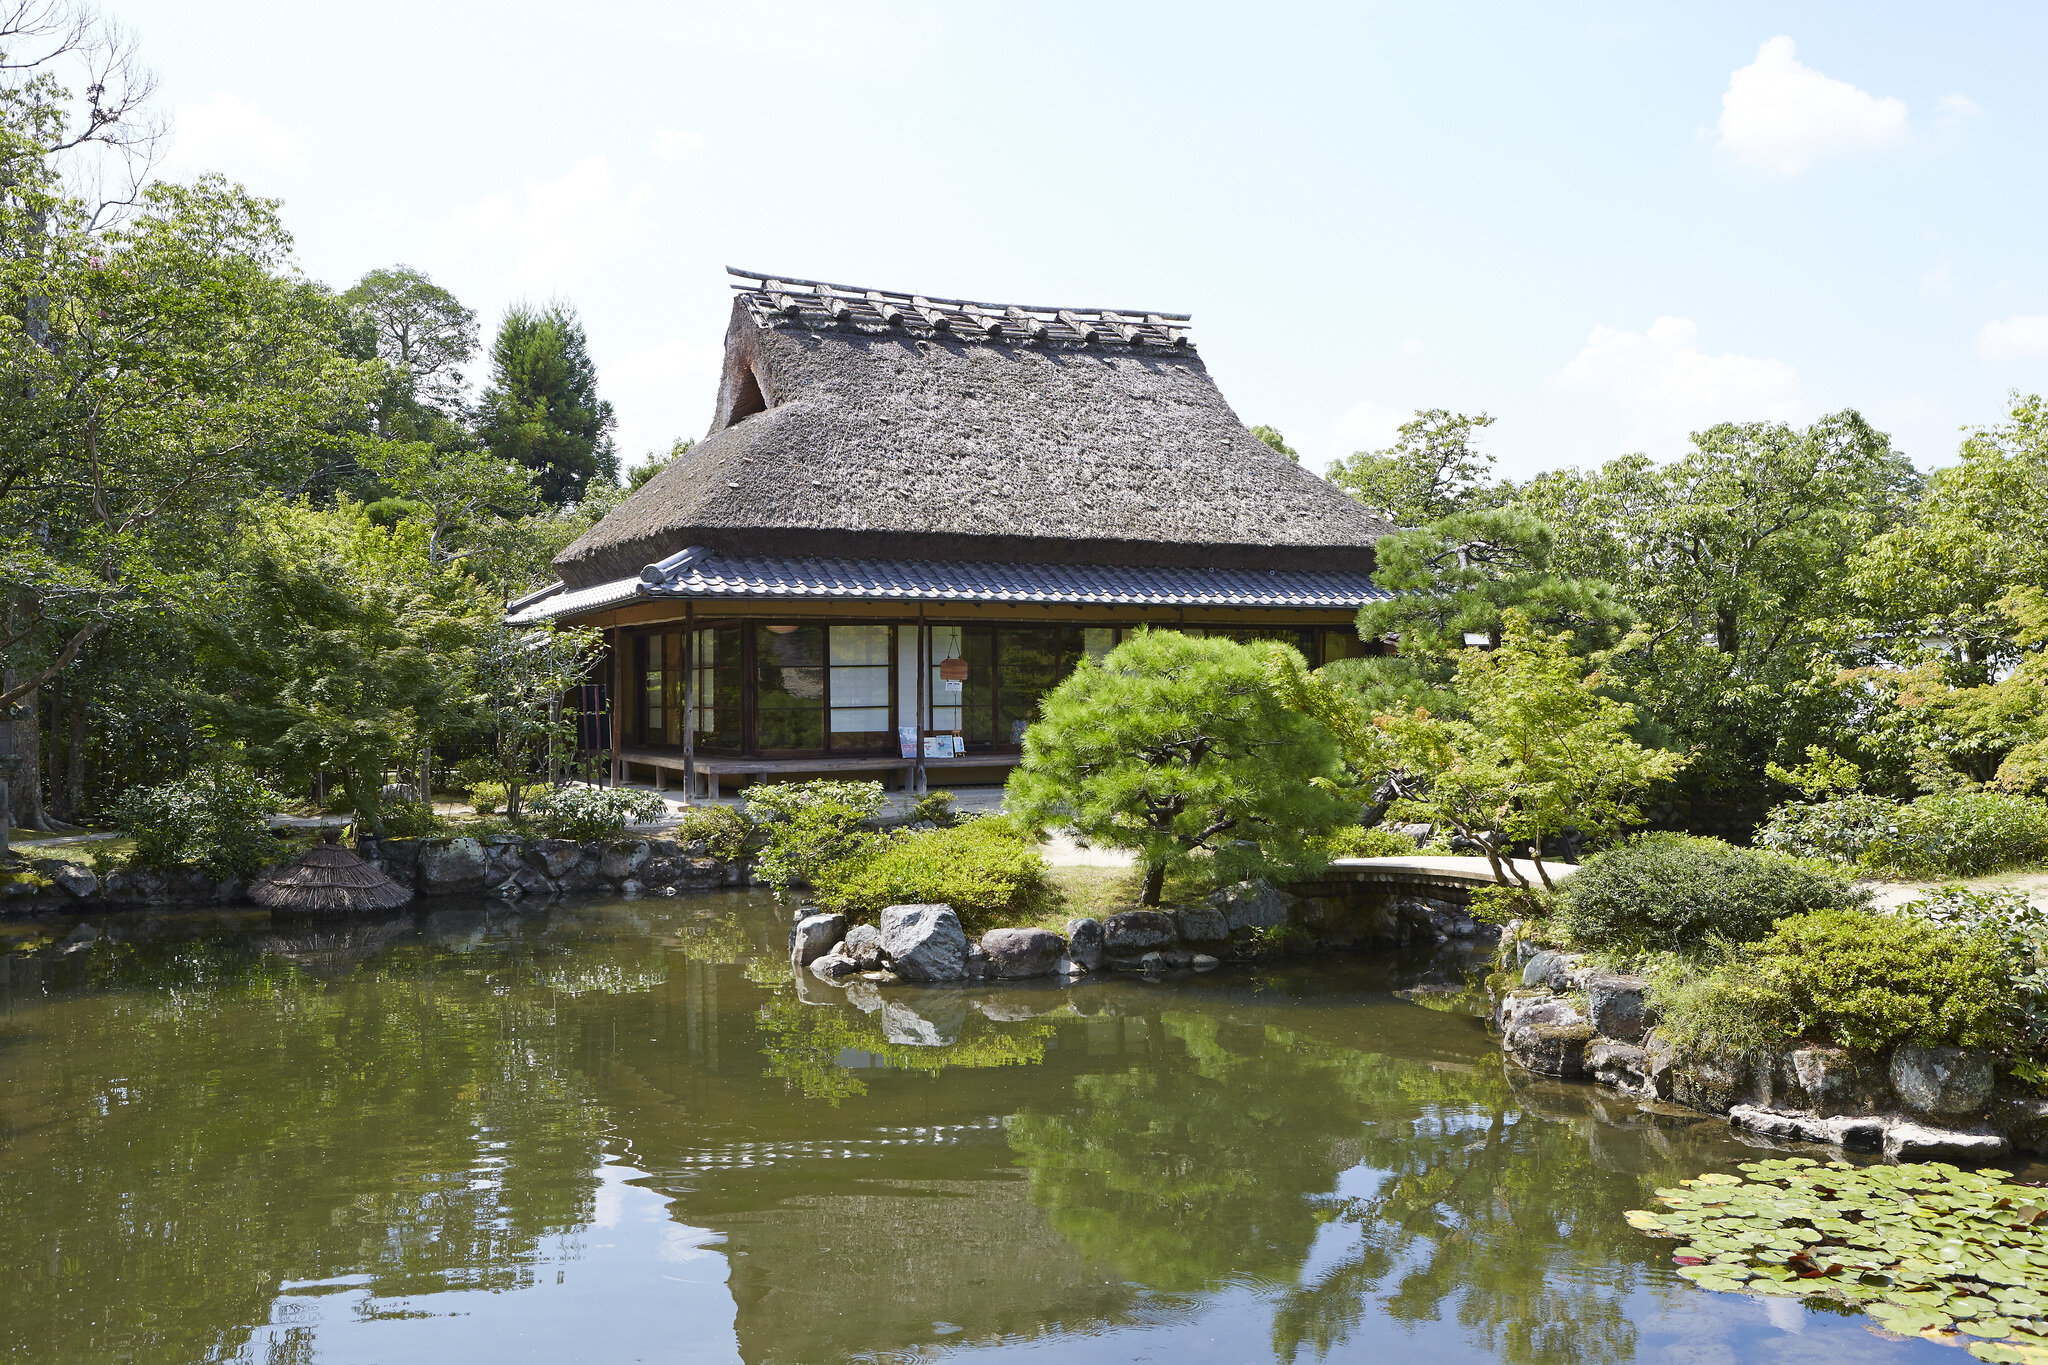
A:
476 302 617 505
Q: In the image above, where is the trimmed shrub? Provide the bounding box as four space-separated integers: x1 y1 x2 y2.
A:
1759 791 2048 877
670 804 750 862
908 789 959 828
746 780 886 891
115 762 284 878
1655 908 2015 1055
1313 824 1420 859
814 817 1050 933
1554 832 1865 956
528 786 668 841
379 800 447 839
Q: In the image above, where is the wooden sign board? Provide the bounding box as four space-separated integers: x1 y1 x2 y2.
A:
937 656 969 683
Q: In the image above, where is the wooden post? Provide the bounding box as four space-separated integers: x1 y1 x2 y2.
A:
609 627 625 787
914 608 927 796
682 603 697 806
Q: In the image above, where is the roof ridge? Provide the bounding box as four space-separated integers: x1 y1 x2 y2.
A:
727 267 1193 349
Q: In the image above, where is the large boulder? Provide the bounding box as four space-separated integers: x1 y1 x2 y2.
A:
1890 1045 1995 1117
809 950 859 981
1585 973 1652 1044
843 923 886 970
599 840 650 880
1505 1002 1592 1078
1065 918 1105 970
789 911 847 969
1885 1121 2009 1162
416 837 488 893
880 904 967 983
1205 879 1297 933
47 863 98 900
979 927 1066 979
1587 1039 1655 1096
1101 910 1177 956
524 839 581 879
1667 1050 1753 1114
1172 904 1231 947
1781 1045 1886 1116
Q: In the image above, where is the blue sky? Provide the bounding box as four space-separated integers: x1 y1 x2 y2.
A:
128 1 2048 480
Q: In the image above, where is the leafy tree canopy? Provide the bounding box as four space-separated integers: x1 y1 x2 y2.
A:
343 264 477 418
1326 409 1504 525
476 301 617 505
1249 424 1298 462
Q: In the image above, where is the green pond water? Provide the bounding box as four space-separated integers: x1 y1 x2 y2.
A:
0 891 1986 1365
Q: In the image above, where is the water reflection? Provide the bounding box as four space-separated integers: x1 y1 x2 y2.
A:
0 896 1961 1364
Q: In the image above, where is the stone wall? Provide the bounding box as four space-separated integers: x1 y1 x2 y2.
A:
1491 925 2048 1162
0 834 746 917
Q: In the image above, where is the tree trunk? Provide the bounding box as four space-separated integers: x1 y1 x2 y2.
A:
61 684 85 823
13 685 47 831
1141 862 1166 907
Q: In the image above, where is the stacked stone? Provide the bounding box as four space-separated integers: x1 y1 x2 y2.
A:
1491 924 2048 1162
361 835 742 900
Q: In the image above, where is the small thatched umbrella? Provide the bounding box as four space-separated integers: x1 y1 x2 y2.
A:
251 829 413 912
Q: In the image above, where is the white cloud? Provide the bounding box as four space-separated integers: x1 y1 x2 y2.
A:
171 91 301 171
1553 316 1802 454
1936 93 1984 129
1717 36 1907 175
435 156 651 293
649 127 704 162
604 337 726 457
1289 398 1407 474
1978 315 2048 360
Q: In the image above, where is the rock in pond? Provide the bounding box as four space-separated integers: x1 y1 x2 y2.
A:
524 839 581 879
1064 918 1105 970
809 950 860 980
1890 1044 1995 1117
417 837 488 893
1779 1045 1886 1116
1171 904 1230 947
789 911 847 969
1101 910 1176 956
1205 879 1297 933
1884 1120 2009 1162
1504 1000 1592 1079
842 923 885 970
1587 1039 1655 1096
1585 973 1652 1044
979 927 1066 978
880 904 967 983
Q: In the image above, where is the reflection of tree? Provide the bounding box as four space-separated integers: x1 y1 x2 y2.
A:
0 926 610 1363
756 997 1054 1104
1006 1013 1381 1291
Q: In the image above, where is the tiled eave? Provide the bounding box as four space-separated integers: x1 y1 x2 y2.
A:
507 550 1390 625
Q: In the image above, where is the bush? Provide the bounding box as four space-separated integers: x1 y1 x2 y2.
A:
746 780 886 891
1313 824 1420 859
908 789 959 827
527 785 668 841
1654 908 2015 1055
670 804 750 862
379 800 447 839
467 781 546 816
1759 791 2048 877
115 762 284 878
1755 794 1903 865
814 817 1051 933
1553 832 1865 956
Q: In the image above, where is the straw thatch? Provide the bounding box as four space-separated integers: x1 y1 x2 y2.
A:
250 831 413 912
553 269 1395 588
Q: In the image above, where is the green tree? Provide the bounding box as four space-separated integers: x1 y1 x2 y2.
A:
1515 410 1918 820
1339 506 1631 716
476 301 617 504
1326 409 1502 524
474 621 602 818
1848 392 2048 686
1006 630 1354 905
1248 423 1297 461
1374 612 1688 887
624 436 694 491
342 264 478 417
187 498 487 829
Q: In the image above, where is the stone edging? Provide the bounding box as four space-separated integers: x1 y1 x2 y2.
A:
1492 923 2048 1162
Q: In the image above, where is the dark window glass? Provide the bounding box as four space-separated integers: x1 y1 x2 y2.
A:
996 626 1060 746
693 626 743 751
1319 628 1373 666
755 623 825 753
961 626 994 746
639 633 663 742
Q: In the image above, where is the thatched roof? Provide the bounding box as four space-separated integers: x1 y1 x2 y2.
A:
250 833 414 912
552 269 1394 589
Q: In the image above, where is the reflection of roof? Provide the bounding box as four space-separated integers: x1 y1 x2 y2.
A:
657 1121 1005 1172
510 548 1393 624
550 267 1394 587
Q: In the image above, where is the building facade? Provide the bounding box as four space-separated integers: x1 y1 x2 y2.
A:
511 269 1395 797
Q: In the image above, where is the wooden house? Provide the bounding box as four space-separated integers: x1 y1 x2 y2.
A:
510 269 1395 799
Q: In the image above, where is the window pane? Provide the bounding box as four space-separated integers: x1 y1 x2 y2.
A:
831 667 890 710
996 626 1059 746
1083 627 1117 661
829 624 891 666
831 706 891 732
757 624 825 753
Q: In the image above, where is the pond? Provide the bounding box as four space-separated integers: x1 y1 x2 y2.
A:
0 891 1983 1364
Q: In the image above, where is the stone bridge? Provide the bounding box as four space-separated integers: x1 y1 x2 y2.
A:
1280 857 1579 948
